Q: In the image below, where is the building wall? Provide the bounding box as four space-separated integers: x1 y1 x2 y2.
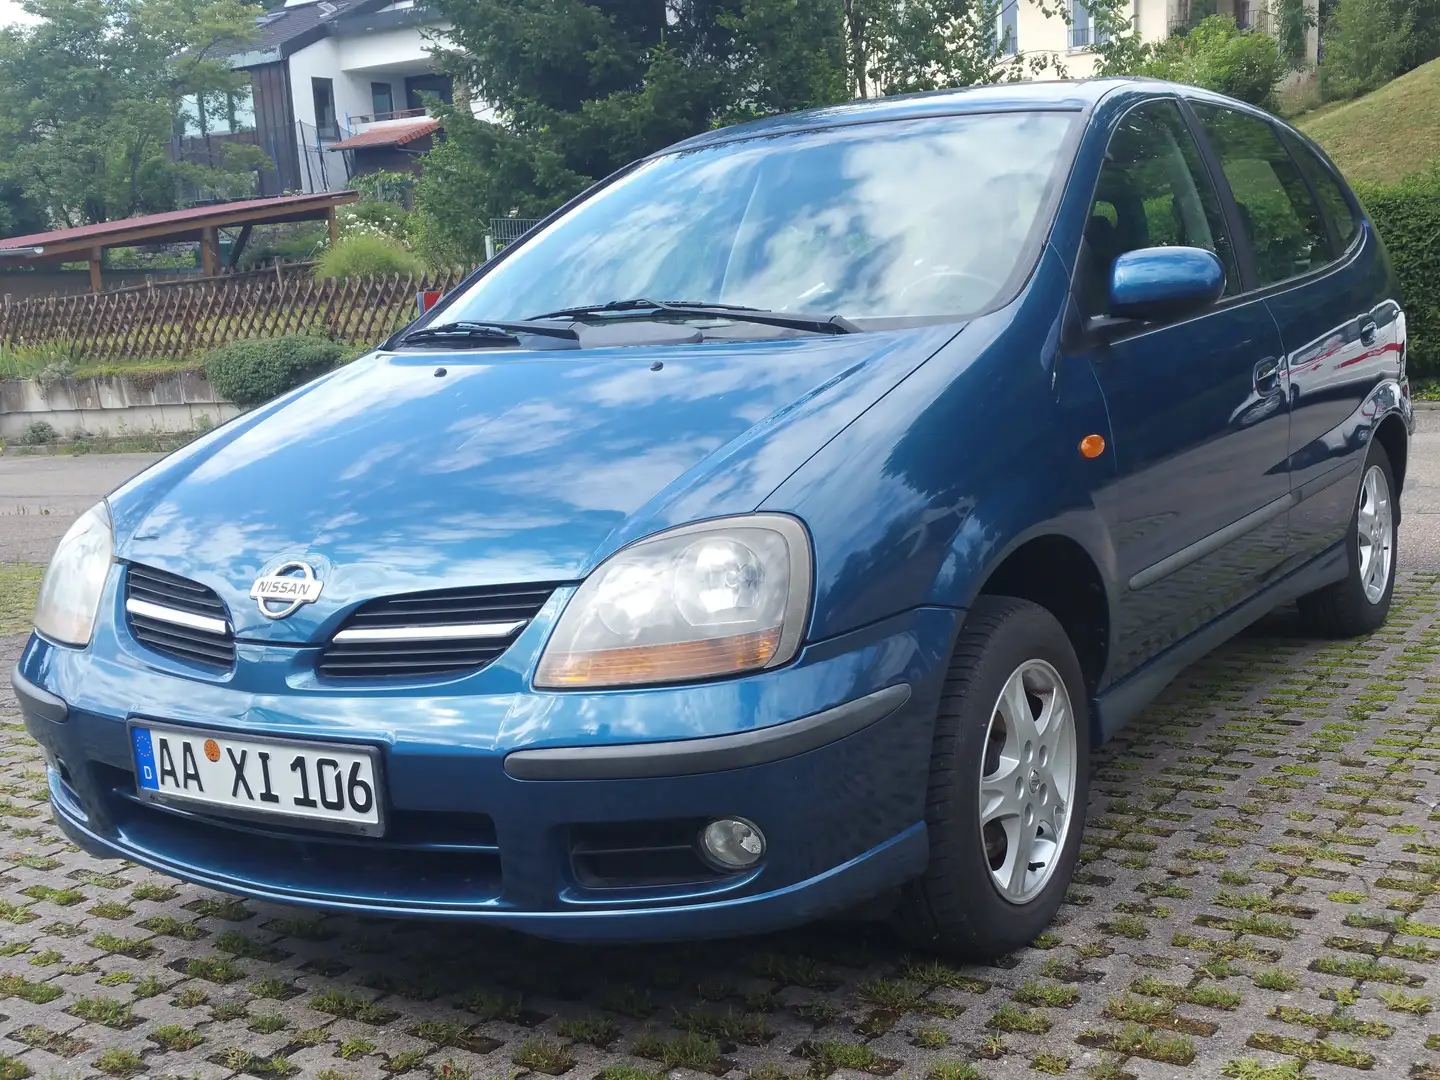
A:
249 61 301 193
335 23 445 73
1006 0 1318 80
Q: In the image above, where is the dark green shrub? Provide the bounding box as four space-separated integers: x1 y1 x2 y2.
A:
1319 0 1412 100
1358 171 1440 380
1140 16 1286 108
203 336 347 409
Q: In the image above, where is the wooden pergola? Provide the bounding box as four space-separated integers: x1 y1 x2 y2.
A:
0 191 359 291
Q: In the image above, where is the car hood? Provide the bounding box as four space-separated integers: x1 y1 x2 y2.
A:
110 327 959 642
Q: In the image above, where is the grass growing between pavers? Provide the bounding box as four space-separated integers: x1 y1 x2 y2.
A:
0 572 1435 1078
0 563 42 636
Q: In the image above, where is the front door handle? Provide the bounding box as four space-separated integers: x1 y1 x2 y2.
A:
1359 320 1378 347
1254 357 1281 392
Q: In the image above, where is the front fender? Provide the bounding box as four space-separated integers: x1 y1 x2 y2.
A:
763 249 1116 645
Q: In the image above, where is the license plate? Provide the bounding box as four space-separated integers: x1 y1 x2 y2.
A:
129 723 384 835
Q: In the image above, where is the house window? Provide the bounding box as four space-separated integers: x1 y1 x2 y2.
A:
179 87 255 138
228 84 255 133
180 94 202 138
1070 0 1091 48
312 77 337 139
404 73 453 112
998 0 1019 55
371 82 394 119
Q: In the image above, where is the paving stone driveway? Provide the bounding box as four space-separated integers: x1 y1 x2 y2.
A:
0 576 1437 1080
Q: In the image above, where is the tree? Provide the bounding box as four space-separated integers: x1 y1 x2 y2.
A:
1270 0 1315 70
416 0 851 262
857 0 1062 94
1318 0 1437 100
842 0 1077 97
0 0 262 236
1139 14 1286 107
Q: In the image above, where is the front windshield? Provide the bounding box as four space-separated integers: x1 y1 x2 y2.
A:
440 110 1077 326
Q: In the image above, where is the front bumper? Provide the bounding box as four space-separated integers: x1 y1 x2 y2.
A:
14 606 957 942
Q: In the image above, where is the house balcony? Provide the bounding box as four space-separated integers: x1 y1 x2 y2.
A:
1068 23 1111 49
346 106 433 136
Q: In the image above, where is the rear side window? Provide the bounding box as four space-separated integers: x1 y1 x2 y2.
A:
1280 128 1361 252
1191 103 1331 287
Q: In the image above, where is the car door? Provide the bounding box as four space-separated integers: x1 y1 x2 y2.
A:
1195 111 1397 564
1066 97 1292 675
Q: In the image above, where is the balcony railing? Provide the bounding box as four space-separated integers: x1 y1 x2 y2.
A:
348 106 430 128
1069 23 1111 48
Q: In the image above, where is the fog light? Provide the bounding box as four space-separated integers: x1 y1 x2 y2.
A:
699 817 765 871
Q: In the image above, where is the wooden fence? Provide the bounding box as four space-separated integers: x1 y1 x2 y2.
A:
0 269 469 362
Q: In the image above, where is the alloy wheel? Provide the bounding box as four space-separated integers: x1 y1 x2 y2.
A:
978 659 1078 904
1357 463 1393 605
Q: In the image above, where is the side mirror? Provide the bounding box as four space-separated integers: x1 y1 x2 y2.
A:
1107 246 1225 322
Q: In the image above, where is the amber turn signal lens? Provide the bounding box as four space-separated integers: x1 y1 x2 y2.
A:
1079 434 1106 459
536 627 782 688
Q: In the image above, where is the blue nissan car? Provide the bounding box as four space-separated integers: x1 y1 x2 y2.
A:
14 79 1413 959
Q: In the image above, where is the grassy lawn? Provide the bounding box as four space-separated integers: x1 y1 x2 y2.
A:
0 563 42 637
1298 57 1440 185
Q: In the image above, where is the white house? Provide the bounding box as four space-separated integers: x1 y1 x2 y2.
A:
1000 0 1320 77
177 0 490 196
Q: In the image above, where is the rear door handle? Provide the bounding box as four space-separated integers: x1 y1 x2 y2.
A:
1359 320 1378 346
1254 357 1281 392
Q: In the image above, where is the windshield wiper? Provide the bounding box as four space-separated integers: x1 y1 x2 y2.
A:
398 320 580 348
527 299 860 335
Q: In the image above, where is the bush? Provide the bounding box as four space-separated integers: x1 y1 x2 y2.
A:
1140 16 1286 109
20 421 56 445
1319 0 1412 101
203 336 348 409
1357 170 1440 380
314 234 425 281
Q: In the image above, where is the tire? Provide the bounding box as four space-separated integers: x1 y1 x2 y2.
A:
896 596 1090 960
1296 440 1398 637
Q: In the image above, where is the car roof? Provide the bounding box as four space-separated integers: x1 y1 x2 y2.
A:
662 77 1162 154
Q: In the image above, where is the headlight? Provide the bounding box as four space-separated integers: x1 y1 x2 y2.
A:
34 502 114 647
535 514 812 689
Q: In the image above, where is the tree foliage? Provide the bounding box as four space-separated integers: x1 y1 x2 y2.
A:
1139 15 1286 107
416 0 1094 262
848 0 1058 96
0 0 263 236
1318 0 1440 102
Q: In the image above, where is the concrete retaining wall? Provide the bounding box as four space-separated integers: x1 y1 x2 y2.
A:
0 374 239 440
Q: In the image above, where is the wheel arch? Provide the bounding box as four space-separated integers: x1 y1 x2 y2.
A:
952 520 1119 709
1373 410 1408 501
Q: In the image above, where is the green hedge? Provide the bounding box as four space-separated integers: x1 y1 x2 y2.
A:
1359 177 1440 381
203 335 347 409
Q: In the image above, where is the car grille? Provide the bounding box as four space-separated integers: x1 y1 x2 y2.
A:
317 582 559 680
124 564 235 669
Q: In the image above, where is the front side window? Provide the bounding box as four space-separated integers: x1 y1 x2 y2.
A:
1192 103 1331 286
1078 99 1239 317
440 111 1077 326
1280 128 1360 253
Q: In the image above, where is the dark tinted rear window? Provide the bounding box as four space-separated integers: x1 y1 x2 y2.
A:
1280 129 1361 253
